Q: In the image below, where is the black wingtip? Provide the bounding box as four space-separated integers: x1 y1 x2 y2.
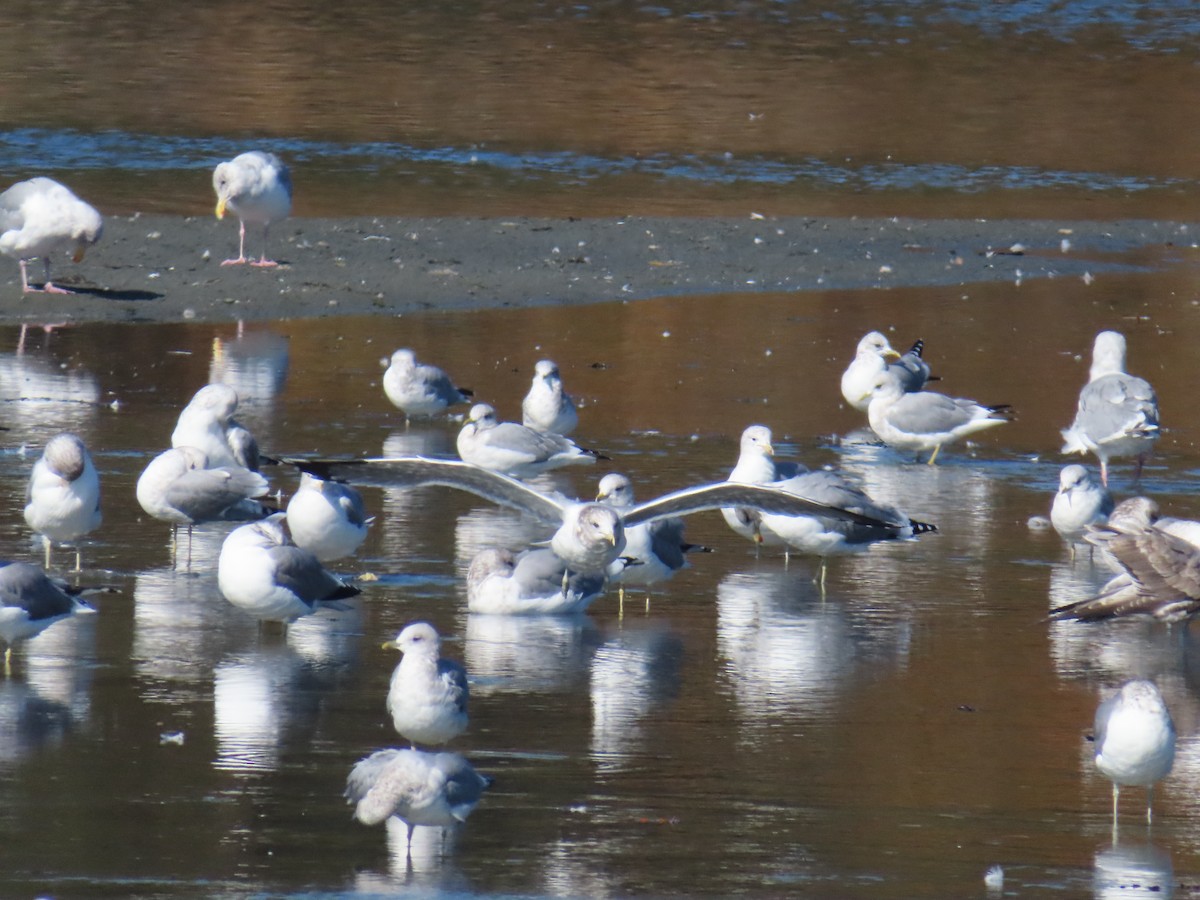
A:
907 339 925 357
459 386 475 398
910 520 938 536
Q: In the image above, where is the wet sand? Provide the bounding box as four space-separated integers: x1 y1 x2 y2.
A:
0 214 1194 325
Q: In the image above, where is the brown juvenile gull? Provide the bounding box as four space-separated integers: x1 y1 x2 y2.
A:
1061 330 1159 486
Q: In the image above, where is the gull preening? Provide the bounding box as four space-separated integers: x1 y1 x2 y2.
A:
456 403 604 478
212 151 292 267
864 370 1012 464
1061 331 1159 486
1092 680 1174 832
216 513 360 624
171 383 261 471
1050 464 1113 557
522 359 579 435
723 425 935 580
23 432 102 571
840 332 932 412
382 348 473 420
0 177 102 294
467 547 608 615
284 455 896 581
285 472 372 562
0 561 97 673
345 747 492 852
384 621 469 747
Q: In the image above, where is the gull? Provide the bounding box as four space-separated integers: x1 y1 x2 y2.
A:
382 348 473 420
456 403 604 479
283 455 896 581
595 473 710 606
171 383 260 471
285 472 372 562
384 621 469 747
345 748 492 853
23 432 102 571
864 370 1012 464
840 332 931 412
217 513 360 624
1047 497 1200 623
722 425 936 582
0 177 102 294
1061 330 1159 486
522 359 579 435
1050 464 1113 558
1093 680 1174 833
137 446 271 565
0 562 97 674
212 151 292 267
467 547 608 615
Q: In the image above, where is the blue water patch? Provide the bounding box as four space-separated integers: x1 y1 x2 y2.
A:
0 128 1192 197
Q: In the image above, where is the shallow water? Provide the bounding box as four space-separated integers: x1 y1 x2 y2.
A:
2 262 1200 896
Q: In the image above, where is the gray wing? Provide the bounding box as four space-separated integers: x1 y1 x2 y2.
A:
1074 373 1159 443
514 547 607 598
647 518 689 571
165 467 268 520
1093 693 1116 748
268 544 355 605
624 481 894 529
437 753 491 814
331 482 370 528
438 659 470 714
0 563 74 619
427 369 468 405
885 391 976 433
890 342 931 392
227 421 260 471
488 422 575 460
282 456 569 525
779 470 907 527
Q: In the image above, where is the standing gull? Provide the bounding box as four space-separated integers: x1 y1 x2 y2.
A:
467 547 608 615
23 433 102 571
722 425 936 582
212 151 292 267
0 177 102 294
382 348 472 420
171 383 260 471
522 359 579 435
217 513 359 624
0 562 97 674
864 370 1012 464
456 403 604 479
1061 331 1159 486
345 748 492 852
1093 680 1174 832
1050 464 1113 558
284 455 895 580
840 332 931 412
285 472 372 562
384 621 469 747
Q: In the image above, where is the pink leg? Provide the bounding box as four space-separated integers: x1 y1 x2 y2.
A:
250 223 279 267
221 221 249 266
1099 459 1109 486
20 259 73 294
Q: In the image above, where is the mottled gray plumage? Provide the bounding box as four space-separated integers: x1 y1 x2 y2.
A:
467 547 606 614
385 621 469 746
383 348 472 419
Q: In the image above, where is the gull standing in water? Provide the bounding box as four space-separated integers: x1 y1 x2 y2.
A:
171 383 260 471
1050 464 1114 559
0 177 103 294
0 561 97 674
1061 331 1159 486
285 472 372 562
382 348 473 421
212 151 292 267
522 360 579 435
456 403 604 478
467 547 609 615
864 370 1012 464
345 748 492 853
284 455 894 582
217 513 360 624
723 425 935 583
1093 680 1174 834
840 332 932 412
384 621 469 748
23 433 102 571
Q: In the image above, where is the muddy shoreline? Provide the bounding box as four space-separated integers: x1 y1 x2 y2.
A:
0 214 1194 325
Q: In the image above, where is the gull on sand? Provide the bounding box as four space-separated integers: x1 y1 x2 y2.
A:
212 151 292 267
0 177 102 294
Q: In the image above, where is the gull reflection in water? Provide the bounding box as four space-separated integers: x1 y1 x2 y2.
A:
464 613 597 697
1093 840 1173 900
0 348 100 440
590 623 683 772
208 328 289 404
375 428 456 565
351 816 470 890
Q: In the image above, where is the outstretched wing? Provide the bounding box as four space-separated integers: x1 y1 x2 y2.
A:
624 481 896 529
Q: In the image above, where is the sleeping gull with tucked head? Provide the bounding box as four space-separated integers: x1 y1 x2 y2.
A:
1061 330 1159 486
0 561 97 673
467 547 609 615
171 382 261 471
384 621 469 747
212 151 292 267
522 359 579 435
383 348 473 420
457 403 604 479
23 432 102 571
0 177 102 294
